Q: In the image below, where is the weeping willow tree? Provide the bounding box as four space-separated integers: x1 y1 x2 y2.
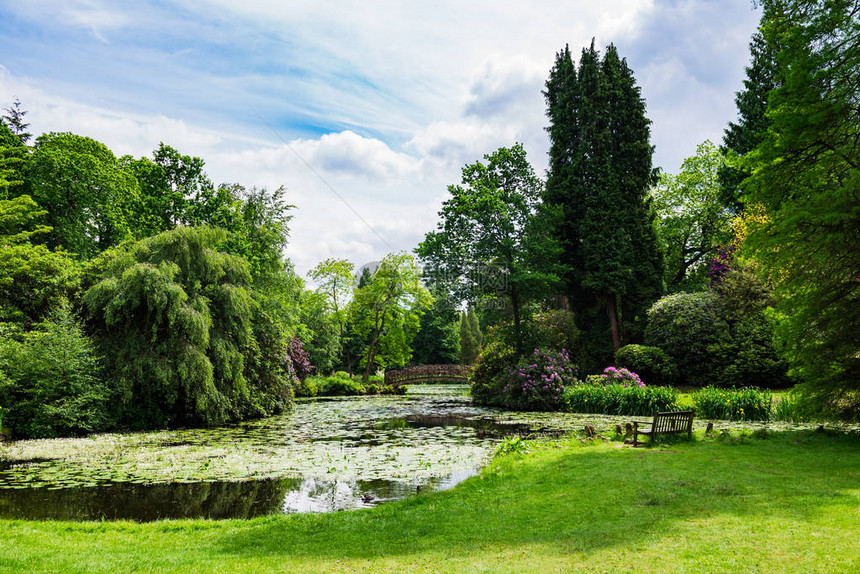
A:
84 226 294 429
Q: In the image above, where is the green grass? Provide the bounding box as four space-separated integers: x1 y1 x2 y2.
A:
1 431 858 573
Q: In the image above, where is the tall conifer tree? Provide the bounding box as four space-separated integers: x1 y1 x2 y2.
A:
719 3 783 212
544 41 662 359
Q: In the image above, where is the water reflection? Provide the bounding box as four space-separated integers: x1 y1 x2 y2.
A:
0 470 479 522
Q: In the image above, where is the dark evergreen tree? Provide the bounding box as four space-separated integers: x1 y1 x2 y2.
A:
544 42 663 362
719 3 783 212
1 97 31 144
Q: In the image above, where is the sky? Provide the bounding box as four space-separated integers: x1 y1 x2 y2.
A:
0 0 761 280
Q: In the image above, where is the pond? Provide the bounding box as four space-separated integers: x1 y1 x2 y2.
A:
0 384 563 521
0 384 828 521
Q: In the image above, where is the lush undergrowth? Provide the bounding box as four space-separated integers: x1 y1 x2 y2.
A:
295 372 406 397
1 431 857 573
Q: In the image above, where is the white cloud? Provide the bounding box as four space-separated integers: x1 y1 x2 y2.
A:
1 0 763 278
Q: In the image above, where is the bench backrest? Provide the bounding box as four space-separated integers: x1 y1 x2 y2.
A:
651 410 695 434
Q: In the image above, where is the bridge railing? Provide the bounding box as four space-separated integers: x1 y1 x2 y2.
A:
384 364 473 386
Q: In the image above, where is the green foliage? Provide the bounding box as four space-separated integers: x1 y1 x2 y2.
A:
25 132 140 257
644 290 789 388
315 373 366 397
0 122 27 199
1 97 31 144
494 436 530 457
309 257 355 369
0 306 111 438
561 383 678 416
740 0 860 406
470 341 517 406
714 262 773 321
349 252 432 382
544 42 663 354
458 307 482 365
691 386 773 421
417 144 565 354
293 376 319 398
651 141 734 290
0 196 80 325
84 227 292 429
614 344 677 387
410 291 460 366
719 4 782 212
644 292 731 386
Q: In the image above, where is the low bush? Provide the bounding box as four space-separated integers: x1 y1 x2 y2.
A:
316 374 366 396
596 366 645 388
299 374 406 397
561 384 678 416
501 348 579 411
470 341 517 407
293 377 319 398
691 386 772 421
614 345 677 386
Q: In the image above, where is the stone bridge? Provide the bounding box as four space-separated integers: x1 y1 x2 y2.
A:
383 364 473 387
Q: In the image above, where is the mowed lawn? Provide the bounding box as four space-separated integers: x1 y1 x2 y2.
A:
1 431 857 573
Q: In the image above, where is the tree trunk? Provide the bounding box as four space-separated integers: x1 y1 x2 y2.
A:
605 294 621 351
510 287 523 356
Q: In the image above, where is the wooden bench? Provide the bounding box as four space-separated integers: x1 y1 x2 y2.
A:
632 410 695 446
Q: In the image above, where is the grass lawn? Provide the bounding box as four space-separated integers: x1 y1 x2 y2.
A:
1 430 857 573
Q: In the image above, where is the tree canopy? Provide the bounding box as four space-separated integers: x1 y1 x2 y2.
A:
544 42 663 359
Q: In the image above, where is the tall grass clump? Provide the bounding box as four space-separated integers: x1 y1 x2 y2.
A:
562 384 678 416
692 386 772 421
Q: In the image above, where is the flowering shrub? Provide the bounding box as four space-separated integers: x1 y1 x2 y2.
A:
502 348 579 411
562 384 678 416
598 366 645 388
287 336 314 381
691 386 772 421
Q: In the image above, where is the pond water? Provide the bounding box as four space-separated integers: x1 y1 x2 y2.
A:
0 384 567 521
0 384 835 521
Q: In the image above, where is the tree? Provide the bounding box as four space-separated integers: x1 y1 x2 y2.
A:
741 0 860 407
84 227 293 428
458 311 478 365
0 122 28 199
349 252 432 382
719 3 783 212
25 132 140 257
309 258 355 368
0 195 80 326
1 97 31 144
0 305 111 438
417 144 564 354
410 290 460 365
544 42 663 358
651 141 734 290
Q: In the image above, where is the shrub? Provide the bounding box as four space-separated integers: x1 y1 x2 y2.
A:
287 336 314 381
691 386 772 421
0 308 112 438
562 384 678 417
293 376 319 398
470 341 517 407
717 312 790 388
614 345 678 387
316 373 366 396
597 366 645 388
644 292 731 386
502 348 578 411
